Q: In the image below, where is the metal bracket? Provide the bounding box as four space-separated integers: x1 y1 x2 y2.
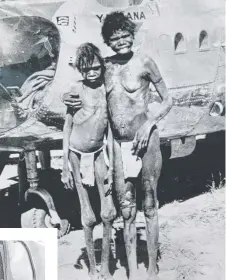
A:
25 188 62 227
170 136 196 159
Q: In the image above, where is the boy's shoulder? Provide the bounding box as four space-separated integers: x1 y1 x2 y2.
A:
104 55 120 73
104 55 118 64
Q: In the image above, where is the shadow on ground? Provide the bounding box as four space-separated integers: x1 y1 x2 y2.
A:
157 131 225 208
73 227 157 278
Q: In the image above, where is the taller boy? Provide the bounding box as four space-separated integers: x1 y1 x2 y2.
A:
102 11 172 280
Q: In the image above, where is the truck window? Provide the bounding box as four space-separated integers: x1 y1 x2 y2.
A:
174 32 187 54
199 30 210 51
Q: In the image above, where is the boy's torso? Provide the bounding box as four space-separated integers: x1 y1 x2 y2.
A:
70 82 108 152
104 54 151 141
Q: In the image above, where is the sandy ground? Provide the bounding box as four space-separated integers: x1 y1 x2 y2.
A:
58 187 225 280
0 145 224 280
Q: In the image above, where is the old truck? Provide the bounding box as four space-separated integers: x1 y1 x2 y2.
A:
0 0 224 235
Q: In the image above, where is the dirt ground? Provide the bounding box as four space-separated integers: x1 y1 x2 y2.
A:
0 134 225 280
58 187 225 280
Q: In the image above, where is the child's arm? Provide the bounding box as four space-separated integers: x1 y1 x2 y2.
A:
62 107 74 189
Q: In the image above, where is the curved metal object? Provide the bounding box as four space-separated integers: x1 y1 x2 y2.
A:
170 136 196 159
0 241 45 280
13 241 36 280
32 209 70 238
209 101 224 116
25 188 62 227
23 148 64 230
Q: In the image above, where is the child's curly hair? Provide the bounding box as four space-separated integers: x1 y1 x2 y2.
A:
101 11 137 45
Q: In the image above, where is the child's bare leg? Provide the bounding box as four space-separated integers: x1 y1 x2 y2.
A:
69 151 98 280
142 129 162 280
94 151 116 280
113 141 137 280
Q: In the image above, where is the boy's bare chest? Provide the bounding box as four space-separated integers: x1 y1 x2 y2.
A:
72 85 107 125
80 86 106 108
105 61 146 93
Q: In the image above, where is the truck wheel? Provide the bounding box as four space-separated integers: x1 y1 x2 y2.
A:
21 208 70 238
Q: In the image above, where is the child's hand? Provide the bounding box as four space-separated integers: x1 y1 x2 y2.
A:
61 168 74 190
62 91 82 109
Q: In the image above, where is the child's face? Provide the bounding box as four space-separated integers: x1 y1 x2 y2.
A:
81 56 102 83
108 29 134 55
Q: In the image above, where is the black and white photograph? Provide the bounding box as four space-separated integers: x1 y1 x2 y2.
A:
0 0 225 280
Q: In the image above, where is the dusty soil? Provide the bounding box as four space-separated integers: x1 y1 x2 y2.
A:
0 134 225 279
58 187 225 280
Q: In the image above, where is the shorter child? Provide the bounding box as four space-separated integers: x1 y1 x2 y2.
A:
62 43 116 280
